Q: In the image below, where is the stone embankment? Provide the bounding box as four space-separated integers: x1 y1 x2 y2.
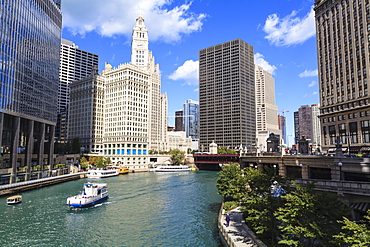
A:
218 202 267 247
0 173 86 196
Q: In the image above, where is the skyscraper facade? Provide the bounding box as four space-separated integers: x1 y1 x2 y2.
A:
315 0 370 153
69 72 105 154
278 115 287 145
255 65 281 150
68 15 167 168
294 105 313 142
311 104 322 150
199 39 256 151
175 110 184 131
58 39 98 143
0 0 62 183
255 65 279 133
183 99 199 140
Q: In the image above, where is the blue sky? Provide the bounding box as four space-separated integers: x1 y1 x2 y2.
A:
61 0 318 146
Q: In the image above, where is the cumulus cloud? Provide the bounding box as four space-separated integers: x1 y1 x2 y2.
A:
254 53 277 74
308 81 317 87
62 0 206 43
299 69 318 78
263 7 315 46
168 60 199 85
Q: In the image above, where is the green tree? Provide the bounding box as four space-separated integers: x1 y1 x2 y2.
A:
216 163 247 202
80 157 89 170
241 166 291 245
275 182 349 246
218 146 237 154
95 156 111 168
334 210 370 246
169 149 185 166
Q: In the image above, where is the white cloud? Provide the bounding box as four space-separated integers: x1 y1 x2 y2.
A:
308 81 317 87
62 0 206 43
254 53 277 74
263 7 315 46
168 60 199 85
299 69 318 78
313 91 318 95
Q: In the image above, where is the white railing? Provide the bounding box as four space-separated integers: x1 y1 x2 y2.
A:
0 172 87 190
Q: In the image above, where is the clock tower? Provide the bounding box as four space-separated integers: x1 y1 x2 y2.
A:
131 15 149 67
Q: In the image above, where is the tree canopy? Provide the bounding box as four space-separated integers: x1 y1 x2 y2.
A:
169 149 185 166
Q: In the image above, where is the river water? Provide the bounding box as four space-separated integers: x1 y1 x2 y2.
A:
0 171 223 247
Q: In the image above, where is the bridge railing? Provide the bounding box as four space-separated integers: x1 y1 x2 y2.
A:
295 179 370 196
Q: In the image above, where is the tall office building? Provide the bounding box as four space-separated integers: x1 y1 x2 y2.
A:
69 72 105 154
278 115 287 145
183 99 199 140
0 0 62 184
255 65 281 150
294 105 313 142
311 104 322 150
199 39 256 151
315 0 370 153
175 110 184 131
58 39 98 143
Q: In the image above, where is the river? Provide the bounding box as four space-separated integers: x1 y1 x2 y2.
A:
0 171 223 247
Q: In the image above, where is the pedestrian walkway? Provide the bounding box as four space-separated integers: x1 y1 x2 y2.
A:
219 207 266 247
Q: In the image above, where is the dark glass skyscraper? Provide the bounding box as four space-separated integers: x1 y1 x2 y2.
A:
0 0 62 184
199 39 256 151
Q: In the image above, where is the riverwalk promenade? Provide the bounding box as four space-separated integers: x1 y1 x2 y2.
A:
0 173 85 196
218 206 266 247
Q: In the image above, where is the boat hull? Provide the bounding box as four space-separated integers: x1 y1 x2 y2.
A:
67 195 108 208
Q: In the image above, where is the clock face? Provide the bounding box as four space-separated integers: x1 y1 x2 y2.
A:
137 42 143 47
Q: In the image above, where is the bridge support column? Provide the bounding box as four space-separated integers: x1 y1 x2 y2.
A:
301 164 309 179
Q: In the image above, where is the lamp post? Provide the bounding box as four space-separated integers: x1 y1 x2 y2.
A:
345 135 352 154
338 162 342 181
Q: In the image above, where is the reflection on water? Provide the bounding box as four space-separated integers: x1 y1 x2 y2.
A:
0 171 222 247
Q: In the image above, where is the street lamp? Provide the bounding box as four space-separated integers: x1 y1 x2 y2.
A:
338 162 343 181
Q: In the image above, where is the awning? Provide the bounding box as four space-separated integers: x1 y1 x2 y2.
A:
350 202 370 212
327 148 336 152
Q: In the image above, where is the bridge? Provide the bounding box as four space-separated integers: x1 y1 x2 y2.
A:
194 152 370 218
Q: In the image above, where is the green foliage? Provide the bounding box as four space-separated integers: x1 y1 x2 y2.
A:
169 149 185 166
241 167 291 244
223 201 239 212
216 163 247 201
275 182 349 246
95 156 111 168
79 157 89 169
55 163 66 169
334 210 370 246
218 146 237 154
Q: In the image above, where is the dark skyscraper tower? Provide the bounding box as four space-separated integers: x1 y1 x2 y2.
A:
315 0 370 154
0 0 62 183
57 39 99 143
175 110 184 131
199 39 256 151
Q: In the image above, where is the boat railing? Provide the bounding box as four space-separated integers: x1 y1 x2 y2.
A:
0 172 88 191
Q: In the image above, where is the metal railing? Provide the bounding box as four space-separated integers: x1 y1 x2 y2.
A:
0 172 87 191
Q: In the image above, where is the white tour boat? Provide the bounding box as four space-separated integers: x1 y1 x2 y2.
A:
151 165 191 172
66 182 108 208
87 169 119 178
